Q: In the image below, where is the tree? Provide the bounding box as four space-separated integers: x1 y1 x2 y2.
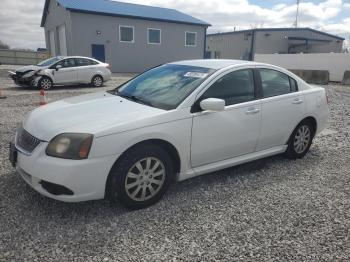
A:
0 40 10 49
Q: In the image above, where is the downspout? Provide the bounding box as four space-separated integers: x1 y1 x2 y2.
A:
203 26 207 59
249 29 255 61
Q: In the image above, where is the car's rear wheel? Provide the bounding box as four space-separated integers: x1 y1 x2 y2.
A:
91 75 103 87
286 120 314 159
108 143 173 209
38 76 53 90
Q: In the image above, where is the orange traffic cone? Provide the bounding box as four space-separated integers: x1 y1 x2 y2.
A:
39 89 47 106
0 90 6 99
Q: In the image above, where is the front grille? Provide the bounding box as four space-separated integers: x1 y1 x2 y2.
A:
16 127 41 154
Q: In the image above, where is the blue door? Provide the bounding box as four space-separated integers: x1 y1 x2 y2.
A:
91 44 105 62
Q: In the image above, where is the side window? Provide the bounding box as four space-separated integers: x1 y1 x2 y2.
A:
119 26 134 43
87 59 98 65
75 58 92 67
56 58 75 68
259 69 292 97
201 69 255 106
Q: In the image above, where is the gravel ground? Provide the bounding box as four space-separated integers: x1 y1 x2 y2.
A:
0 66 350 261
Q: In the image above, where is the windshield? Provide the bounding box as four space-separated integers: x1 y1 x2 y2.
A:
37 57 61 67
114 64 215 110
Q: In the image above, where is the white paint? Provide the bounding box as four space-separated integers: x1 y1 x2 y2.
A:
58 24 67 56
254 53 350 82
14 60 329 203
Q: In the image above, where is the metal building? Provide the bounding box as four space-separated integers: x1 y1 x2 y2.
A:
206 28 344 61
41 0 210 72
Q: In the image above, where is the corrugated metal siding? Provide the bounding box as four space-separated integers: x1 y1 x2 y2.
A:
70 12 205 72
207 28 343 60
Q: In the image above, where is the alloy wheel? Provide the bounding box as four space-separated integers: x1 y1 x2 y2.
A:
93 76 103 87
293 125 311 154
41 78 52 90
125 157 166 202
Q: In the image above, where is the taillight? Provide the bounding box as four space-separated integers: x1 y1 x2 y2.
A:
106 64 111 70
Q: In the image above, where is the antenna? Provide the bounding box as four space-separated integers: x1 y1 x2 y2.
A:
294 0 300 28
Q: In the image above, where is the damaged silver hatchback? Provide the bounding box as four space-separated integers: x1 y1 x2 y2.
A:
8 56 111 90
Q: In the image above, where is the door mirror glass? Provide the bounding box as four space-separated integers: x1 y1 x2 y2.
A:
200 98 225 112
56 64 62 71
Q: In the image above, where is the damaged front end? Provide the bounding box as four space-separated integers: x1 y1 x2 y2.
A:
9 69 42 88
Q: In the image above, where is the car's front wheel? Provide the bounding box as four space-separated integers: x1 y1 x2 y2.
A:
286 120 314 159
38 76 53 90
108 143 173 209
91 75 103 87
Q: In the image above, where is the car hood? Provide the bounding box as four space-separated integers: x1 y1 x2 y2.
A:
16 65 44 73
23 92 165 141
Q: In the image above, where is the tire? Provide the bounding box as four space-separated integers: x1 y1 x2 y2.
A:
286 120 315 159
108 143 174 209
91 75 103 87
38 76 53 90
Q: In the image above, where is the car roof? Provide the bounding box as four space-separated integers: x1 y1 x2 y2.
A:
169 59 254 70
55 56 100 60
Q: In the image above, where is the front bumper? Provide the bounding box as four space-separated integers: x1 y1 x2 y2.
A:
16 142 118 202
9 71 36 87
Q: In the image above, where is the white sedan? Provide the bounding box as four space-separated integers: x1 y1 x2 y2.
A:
9 60 329 209
9 56 112 89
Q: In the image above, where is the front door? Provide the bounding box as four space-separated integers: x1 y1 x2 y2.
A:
191 68 261 167
91 44 105 62
52 58 77 84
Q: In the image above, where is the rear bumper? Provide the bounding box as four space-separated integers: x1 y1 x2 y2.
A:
16 142 118 202
103 72 112 82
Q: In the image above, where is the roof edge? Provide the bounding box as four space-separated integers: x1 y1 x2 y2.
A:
67 8 211 26
41 0 211 27
207 27 345 41
40 0 50 27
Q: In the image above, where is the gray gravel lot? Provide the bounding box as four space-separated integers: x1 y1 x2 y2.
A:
0 66 350 261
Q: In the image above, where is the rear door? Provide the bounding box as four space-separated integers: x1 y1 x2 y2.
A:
51 58 77 84
255 68 306 151
75 58 98 83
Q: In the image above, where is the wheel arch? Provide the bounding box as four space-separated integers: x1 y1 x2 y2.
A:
104 138 181 197
303 116 317 135
91 73 104 82
286 116 318 144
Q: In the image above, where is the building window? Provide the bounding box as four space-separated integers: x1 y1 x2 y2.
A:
119 26 134 43
148 28 161 45
185 32 197 47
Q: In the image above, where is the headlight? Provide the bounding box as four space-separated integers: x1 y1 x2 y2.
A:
46 133 93 160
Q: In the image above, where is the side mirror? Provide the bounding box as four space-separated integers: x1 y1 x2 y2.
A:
55 64 62 71
200 98 225 112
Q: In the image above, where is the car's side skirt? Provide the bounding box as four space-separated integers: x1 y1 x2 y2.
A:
179 145 288 181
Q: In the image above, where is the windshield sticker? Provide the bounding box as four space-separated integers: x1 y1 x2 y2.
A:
184 72 208 78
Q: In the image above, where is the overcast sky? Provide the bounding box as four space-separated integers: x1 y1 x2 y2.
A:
0 0 349 50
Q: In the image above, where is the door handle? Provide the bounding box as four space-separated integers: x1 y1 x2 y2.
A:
292 98 303 104
245 108 260 115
